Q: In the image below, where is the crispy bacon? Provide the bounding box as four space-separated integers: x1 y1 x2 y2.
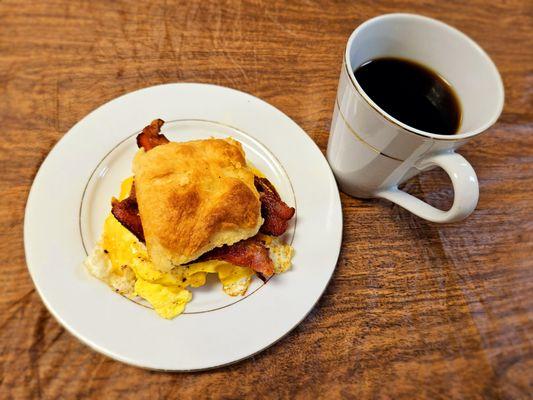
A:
136 119 169 151
111 183 145 242
254 176 295 236
198 236 275 277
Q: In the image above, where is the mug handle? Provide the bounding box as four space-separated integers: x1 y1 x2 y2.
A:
375 151 479 223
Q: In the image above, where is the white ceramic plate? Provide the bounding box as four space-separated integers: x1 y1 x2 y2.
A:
24 83 342 371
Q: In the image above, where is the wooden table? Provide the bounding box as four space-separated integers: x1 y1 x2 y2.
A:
1 1 531 398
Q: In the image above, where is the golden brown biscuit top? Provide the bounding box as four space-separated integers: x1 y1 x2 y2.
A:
132 138 262 271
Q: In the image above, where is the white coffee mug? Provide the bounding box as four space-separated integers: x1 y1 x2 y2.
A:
327 14 504 223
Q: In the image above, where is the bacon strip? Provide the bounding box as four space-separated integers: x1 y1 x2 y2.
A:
136 119 169 151
117 118 167 239
198 236 274 277
111 183 145 242
254 176 295 236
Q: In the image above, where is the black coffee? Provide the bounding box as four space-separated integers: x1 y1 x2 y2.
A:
354 57 461 135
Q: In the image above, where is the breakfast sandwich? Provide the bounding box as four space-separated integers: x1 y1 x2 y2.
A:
85 119 295 319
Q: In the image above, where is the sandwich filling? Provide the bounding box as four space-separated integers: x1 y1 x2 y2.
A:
85 119 295 319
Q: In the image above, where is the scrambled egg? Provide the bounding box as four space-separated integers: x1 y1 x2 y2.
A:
85 177 293 319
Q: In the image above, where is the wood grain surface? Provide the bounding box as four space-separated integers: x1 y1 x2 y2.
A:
1 0 532 399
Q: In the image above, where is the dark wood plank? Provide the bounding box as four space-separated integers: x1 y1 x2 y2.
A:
0 0 531 399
